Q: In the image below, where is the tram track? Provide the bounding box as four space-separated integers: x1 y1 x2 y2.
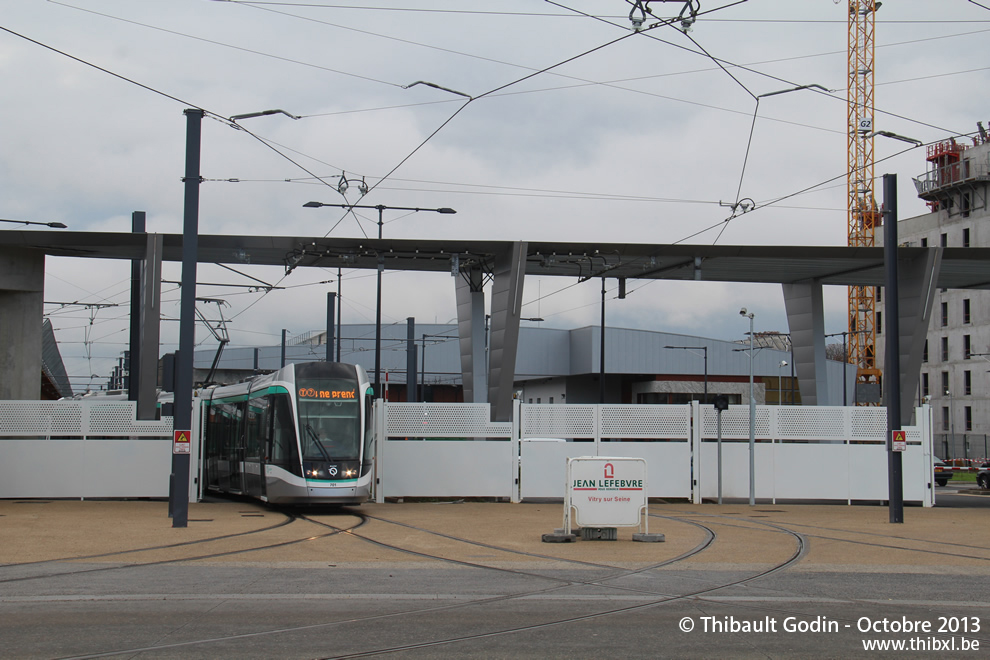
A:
306 512 808 660
0 509 370 585
664 508 990 564
66 507 986 660
54 511 741 660
32 503 989 659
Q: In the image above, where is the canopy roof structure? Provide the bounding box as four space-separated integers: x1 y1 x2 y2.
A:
3 229 990 289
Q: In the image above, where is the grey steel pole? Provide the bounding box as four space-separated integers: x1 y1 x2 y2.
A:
337 268 342 362
406 318 416 403
327 292 335 363
374 207 384 397
281 329 287 368
128 211 145 403
171 108 203 529
717 409 723 505
703 347 708 405
883 172 904 523
748 314 755 506
843 332 848 405
600 277 606 404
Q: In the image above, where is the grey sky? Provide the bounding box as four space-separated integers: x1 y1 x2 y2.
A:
2 1 988 391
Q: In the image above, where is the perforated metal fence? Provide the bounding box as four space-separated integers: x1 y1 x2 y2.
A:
0 400 174 499
0 399 934 506
698 405 933 505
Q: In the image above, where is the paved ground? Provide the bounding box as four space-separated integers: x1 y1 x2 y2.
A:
1 491 988 659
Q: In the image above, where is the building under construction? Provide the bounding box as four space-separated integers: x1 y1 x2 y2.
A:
878 129 990 459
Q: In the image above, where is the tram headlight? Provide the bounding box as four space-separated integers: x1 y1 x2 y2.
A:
344 469 356 478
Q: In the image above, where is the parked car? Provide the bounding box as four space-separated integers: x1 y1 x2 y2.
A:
977 463 990 490
934 458 951 487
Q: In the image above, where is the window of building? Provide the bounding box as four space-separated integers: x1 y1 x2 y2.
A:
964 334 971 359
921 237 928 247
965 406 972 432
964 298 971 325
942 371 950 395
549 396 554 404
963 226 971 246
876 311 882 334
941 301 948 327
923 340 929 363
964 370 972 396
942 406 950 431
876 288 882 303
922 372 930 397
941 336 949 362
941 232 948 247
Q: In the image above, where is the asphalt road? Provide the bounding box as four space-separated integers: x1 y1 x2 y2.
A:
1 498 988 660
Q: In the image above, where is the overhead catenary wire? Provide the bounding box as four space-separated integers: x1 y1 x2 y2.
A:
12 2 985 380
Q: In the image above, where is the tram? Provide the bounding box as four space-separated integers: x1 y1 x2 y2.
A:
200 361 374 505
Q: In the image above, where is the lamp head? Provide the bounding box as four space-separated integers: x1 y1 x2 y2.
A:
739 307 746 316
303 201 323 208
437 207 457 214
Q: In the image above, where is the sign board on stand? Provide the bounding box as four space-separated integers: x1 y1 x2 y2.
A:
543 456 662 543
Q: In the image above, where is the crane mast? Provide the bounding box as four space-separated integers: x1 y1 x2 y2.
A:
847 1 881 403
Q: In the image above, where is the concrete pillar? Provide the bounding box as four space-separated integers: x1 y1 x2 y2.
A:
137 233 163 419
782 280 829 406
455 267 487 403
892 247 941 426
488 242 527 422
0 247 45 399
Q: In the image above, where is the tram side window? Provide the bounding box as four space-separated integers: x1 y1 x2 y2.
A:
220 402 243 455
268 393 301 477
245 396 268 460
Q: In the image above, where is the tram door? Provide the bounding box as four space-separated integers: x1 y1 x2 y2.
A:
229 402 246 494
243 395 268 499
213 401 243 492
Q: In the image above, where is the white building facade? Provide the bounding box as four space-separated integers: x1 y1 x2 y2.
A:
885 135 990 459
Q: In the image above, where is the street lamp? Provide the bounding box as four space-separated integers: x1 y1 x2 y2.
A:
304 201 456 397
778 360 788 405
664 345 708 404
740 307 756 506
0 218 67 228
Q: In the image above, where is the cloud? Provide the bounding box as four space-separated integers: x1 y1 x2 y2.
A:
4 1 989 390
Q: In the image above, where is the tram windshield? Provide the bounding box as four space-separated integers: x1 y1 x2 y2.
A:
296 377 362 461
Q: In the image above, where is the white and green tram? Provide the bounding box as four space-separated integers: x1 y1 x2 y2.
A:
201 362 374 504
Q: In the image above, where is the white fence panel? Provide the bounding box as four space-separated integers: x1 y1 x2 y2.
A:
378 402 514 500
698 405 932 504
0 400 174 499
379 440 515 499
520 441 594 499
598 441 692 498
519 404 692 500
386 403 511 438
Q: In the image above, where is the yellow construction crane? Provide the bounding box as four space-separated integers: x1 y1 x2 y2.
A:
847 1 882 404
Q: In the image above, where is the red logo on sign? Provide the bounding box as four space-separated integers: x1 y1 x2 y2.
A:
604 463 614 479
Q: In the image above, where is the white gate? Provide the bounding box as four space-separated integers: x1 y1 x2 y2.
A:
0 399 934 506
374 402 514 502
519 404 692 500
0 400 176 499
697 405 934 506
